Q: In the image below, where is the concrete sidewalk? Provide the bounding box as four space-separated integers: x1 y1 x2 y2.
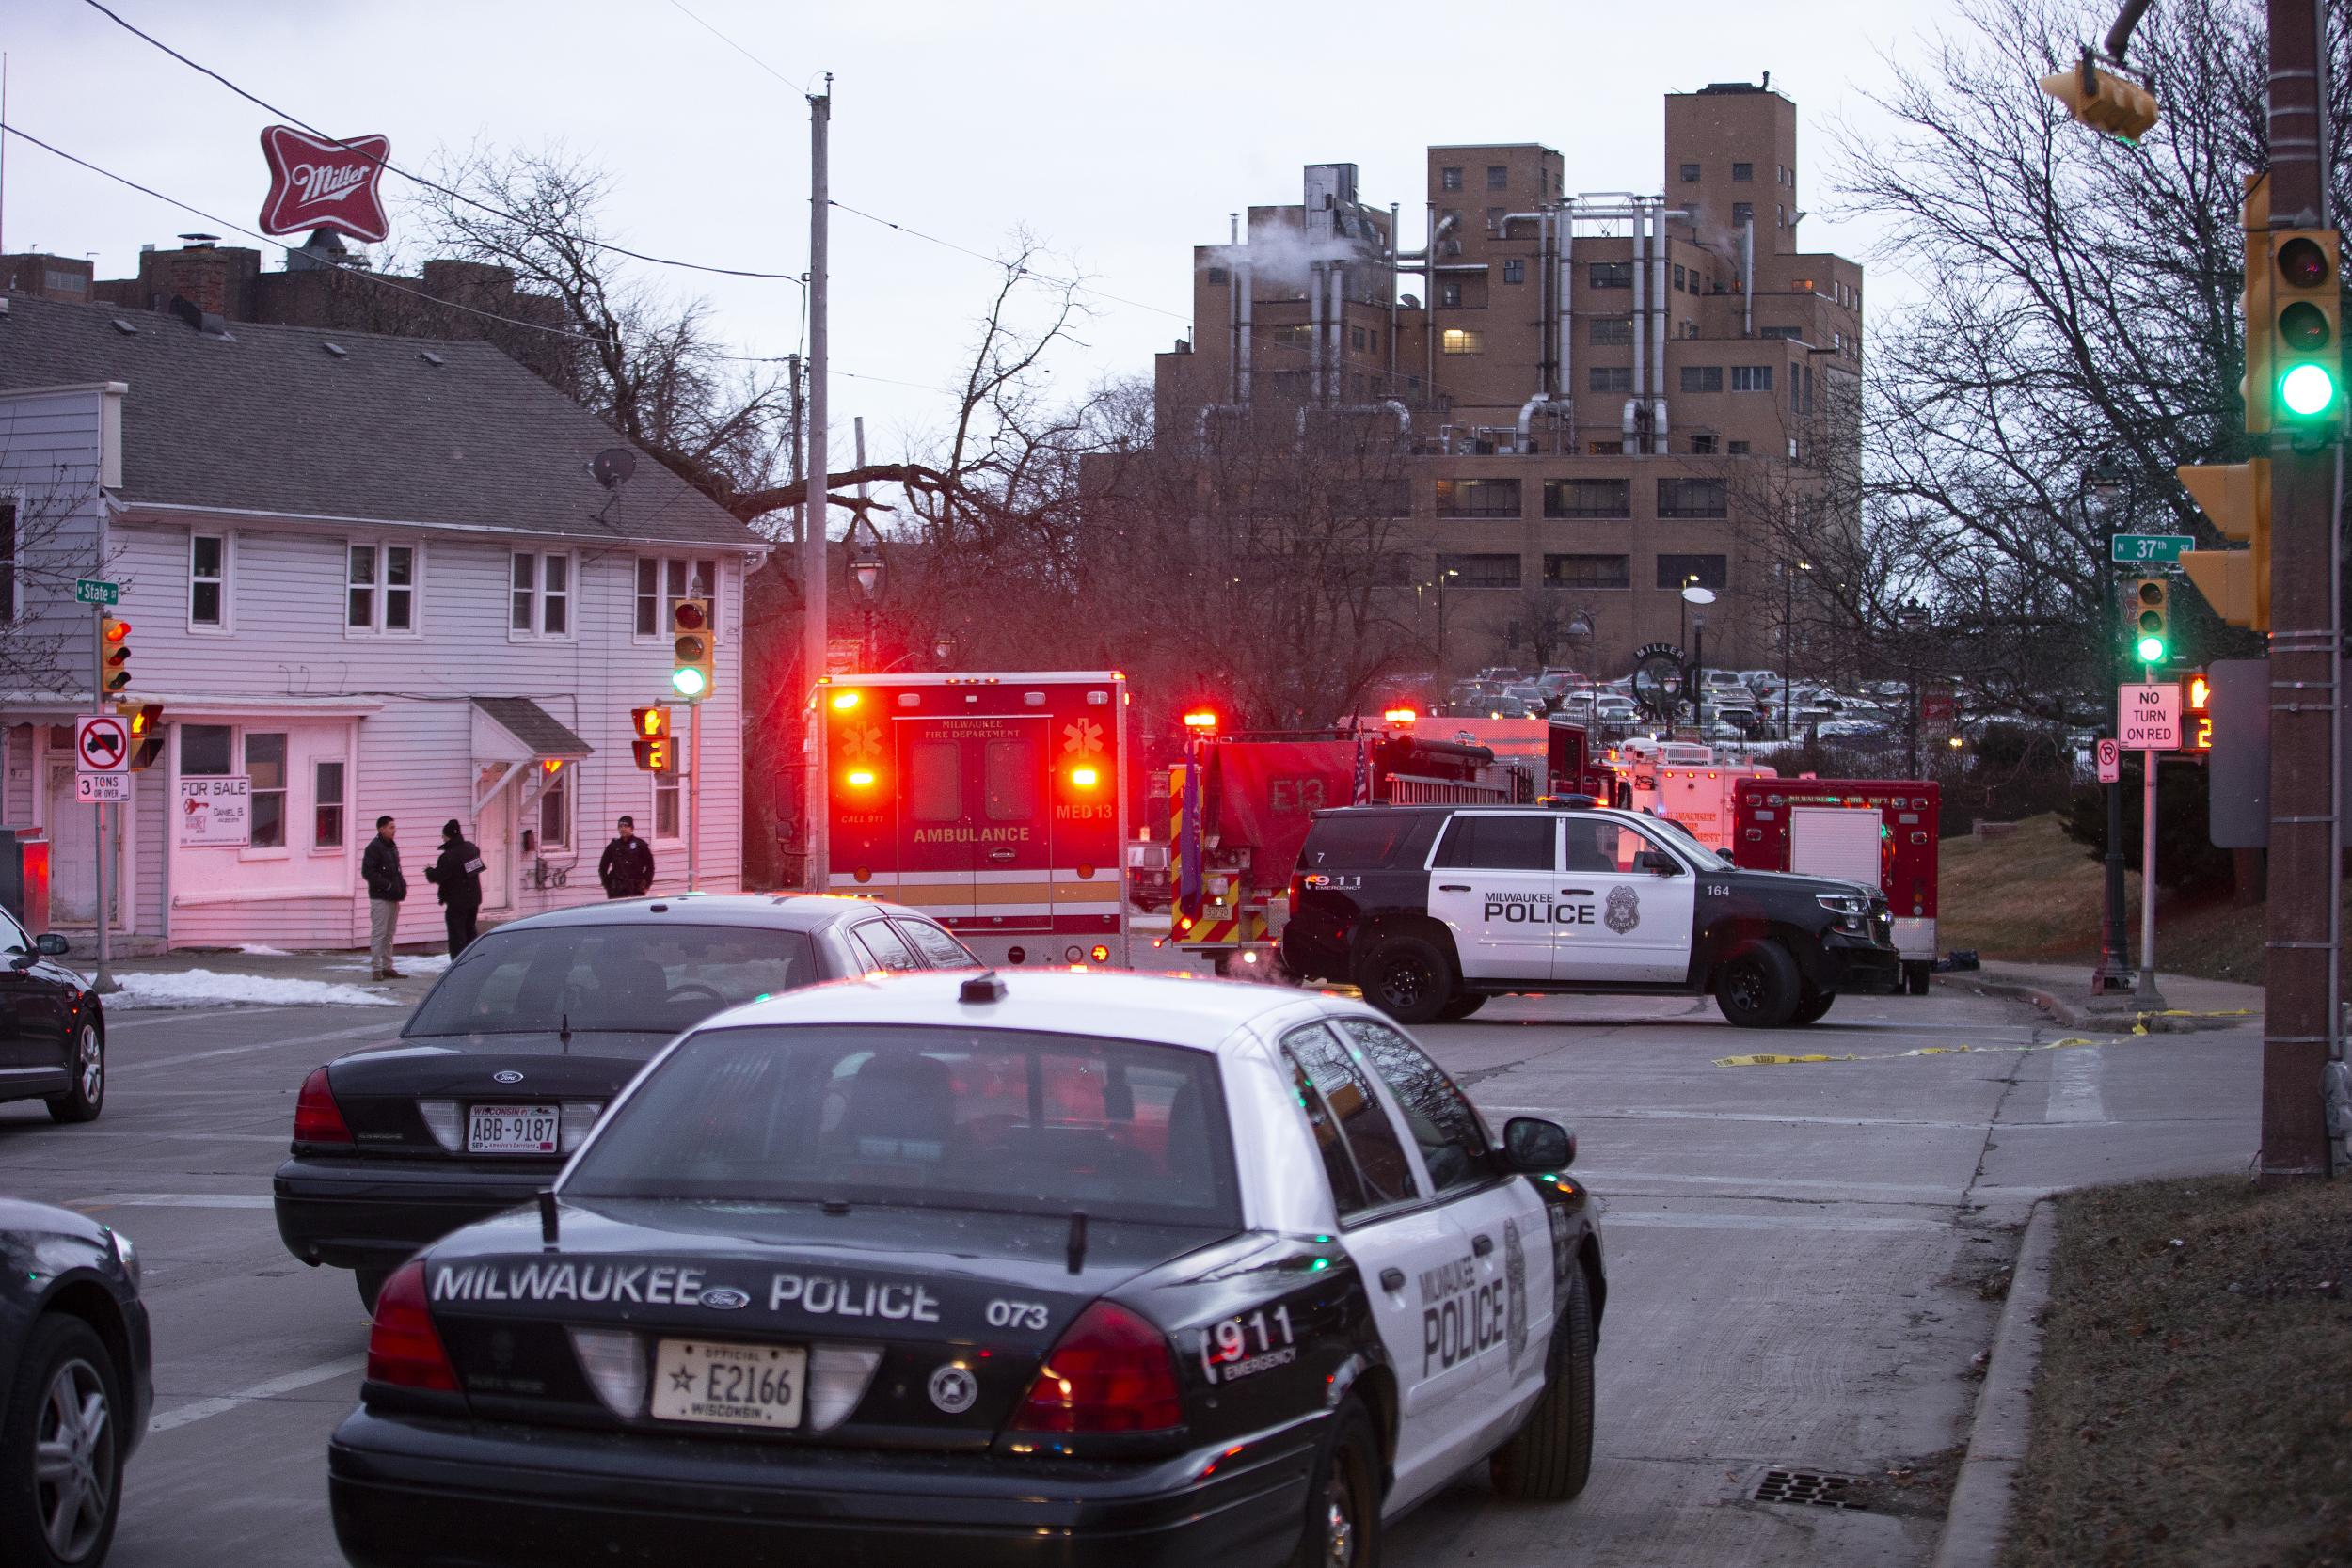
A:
1938 958 2261 1032
69 939 452 1009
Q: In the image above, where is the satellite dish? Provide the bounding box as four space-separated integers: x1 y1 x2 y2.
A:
592 449 638 490
1680 585 1717 605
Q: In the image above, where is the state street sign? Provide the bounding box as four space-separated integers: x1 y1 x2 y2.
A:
73 578 119 606
2110 533 2196 564
2118 682 2182 750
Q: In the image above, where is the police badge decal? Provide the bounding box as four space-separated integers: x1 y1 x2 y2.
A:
1604 884 1641 934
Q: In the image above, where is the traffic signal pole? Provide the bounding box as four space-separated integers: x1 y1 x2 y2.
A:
88 604 114 994
802 80 832 894
2260 0 2341 1180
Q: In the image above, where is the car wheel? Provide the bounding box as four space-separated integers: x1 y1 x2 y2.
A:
355 1269 391 1315
1436 994 1487 1022
1713 941 1801 1029
1787 991 1835 1026
1905 961 1932 996
0 1316 124 1568
1291 1398 1381 1567
44 1022 104 1125
1490 1265 1596 1501
1356 935 1454 1026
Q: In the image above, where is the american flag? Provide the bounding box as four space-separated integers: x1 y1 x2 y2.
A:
1351 736 1373 804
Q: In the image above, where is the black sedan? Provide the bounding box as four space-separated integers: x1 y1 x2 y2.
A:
326 969 1602 1568
274 895 978 1307
0 909 106 1124
0 1199 151 1568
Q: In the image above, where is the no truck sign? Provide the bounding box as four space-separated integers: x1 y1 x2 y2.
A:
2117 683 2182 751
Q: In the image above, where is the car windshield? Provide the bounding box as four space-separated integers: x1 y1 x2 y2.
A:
564 1024 1241 1227
405 924 818 1038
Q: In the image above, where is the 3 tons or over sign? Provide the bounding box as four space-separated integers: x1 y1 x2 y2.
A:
2117 682 2182 751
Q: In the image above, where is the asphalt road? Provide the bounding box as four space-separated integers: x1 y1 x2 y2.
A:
1 983 2261 1568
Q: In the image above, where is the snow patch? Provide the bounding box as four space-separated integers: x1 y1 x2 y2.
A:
324 953 453 976
236 944 295 958
111 969 401 1010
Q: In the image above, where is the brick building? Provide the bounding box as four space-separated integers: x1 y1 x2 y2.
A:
1148 79 1865 684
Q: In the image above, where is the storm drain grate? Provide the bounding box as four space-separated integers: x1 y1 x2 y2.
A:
1753 1468 1868 1510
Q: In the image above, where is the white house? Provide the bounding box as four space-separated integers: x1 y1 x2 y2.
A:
0 293 765 951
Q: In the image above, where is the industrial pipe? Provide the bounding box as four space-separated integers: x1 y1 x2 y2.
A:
1650 201 1669 450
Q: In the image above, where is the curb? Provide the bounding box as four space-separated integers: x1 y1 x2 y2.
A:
1933 972 2237 1033
1930 1200 2059 1568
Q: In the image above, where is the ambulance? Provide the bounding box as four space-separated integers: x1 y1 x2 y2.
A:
819 671 1131 968
1595 738 1775 851
1728 777 1942 994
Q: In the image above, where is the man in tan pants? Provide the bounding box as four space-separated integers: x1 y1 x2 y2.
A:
360 816 407 980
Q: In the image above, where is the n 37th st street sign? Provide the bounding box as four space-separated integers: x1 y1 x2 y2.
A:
2119 682 2183 750
2110 534 2195 565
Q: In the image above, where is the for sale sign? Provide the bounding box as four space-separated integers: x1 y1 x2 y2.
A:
258 125 391 243
178 776 252 847
2117 683 2182 751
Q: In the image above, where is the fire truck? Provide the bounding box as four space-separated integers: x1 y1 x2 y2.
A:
818 670 1131 968
1729 777 1942 995
1595 737 1775 850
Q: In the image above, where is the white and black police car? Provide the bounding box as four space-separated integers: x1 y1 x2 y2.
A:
1282 800 1900 1027
326 969 1601 1568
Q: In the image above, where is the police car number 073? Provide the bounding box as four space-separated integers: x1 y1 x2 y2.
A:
985 1298 1049 1330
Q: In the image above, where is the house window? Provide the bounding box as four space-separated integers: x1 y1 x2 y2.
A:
1440 328 1484 355
1657 552 1728 590
1732 202 1754 227
1733 163 1754 182
1673 264 1686 290
539 766 571 851
1588 440 1624 455
1436 479 1522 518
1679 366 1724 393
1544 479 1631 518
1590 317 1632 345
1729 440 1752 454
1439 282 1463 309
1588 261 1632 290
511 552 573 638
1679 163 1701 182
1486 165 1508 190
182 724 232 775
1206 266 1230 285
0 499 16 624
1731 364 1775 392
1502 259 1525 285
654 770 682 842
191 533 227 627
346 544 417 635
1761 325 1801 340
1657 479 1729 518
1545 554 1629 589
246 732 287 849
1589 366 1632 393
1690 434 1717 454
1436 553 1520 590
1351 325 1368 350
637 556 723 638
1441 166 1464 191
315 760 345 849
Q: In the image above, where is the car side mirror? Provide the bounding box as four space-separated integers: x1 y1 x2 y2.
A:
35 933 70 957
1635 850 1681 876
1502 1117 1574 1172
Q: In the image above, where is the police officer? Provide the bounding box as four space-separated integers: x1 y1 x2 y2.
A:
599 816 656 899
424 818 485 957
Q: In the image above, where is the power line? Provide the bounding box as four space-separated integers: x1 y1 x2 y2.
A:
76 0 807 286
664 0 803 90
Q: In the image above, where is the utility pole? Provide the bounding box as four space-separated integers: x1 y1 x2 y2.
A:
2261 0 2340 1180
88 606 113 994
802 80 832 895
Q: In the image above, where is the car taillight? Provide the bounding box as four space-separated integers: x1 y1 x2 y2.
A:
367 1259 458 1391
294 1067 352 1145
1009 1300 1182 1434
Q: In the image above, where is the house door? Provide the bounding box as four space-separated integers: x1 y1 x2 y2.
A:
479 787 515 912
44 760 119 927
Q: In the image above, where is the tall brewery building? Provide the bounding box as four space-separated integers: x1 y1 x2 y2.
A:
1150 78 1864 682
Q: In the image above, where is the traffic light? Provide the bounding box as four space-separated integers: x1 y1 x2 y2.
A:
2242 175 2275 433
2037 53 2159 144
2127 577 2169 665
2179 457 2270 630
98 612 131 692
632 736 675 772
670 599 714 699
630 705 672 742
118 702 165 769
2268 228 2342 436
2184 669 2213 752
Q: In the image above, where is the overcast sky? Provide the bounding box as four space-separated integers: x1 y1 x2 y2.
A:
5 0 1963 466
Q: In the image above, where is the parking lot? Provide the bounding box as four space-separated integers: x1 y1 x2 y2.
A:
2 981 2259 1567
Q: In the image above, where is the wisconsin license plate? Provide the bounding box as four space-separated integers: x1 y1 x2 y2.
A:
649 1340 807 1428
466 1103 560 1154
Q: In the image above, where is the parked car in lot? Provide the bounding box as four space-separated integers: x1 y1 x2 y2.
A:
325 969 1603 1568
2 1199 151 1568
274 895 981 1308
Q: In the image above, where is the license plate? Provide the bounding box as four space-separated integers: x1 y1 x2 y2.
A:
649 1340 806 1428
466 1103 560 1154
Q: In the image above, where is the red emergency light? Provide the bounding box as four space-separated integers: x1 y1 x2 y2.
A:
1383 706 1418 723
1070 766 1101 788
1182 710 1218 732
831 691 861 711
845 768 878 788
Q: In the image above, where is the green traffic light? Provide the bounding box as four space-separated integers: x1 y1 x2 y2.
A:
671 666 708 698
2135 633 2167 663
2280 361 2339 419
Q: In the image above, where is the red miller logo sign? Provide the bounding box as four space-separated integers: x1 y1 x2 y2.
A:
258 125 391 244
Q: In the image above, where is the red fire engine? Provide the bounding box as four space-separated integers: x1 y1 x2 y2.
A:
1729 777 1942 995
819 671 1130 968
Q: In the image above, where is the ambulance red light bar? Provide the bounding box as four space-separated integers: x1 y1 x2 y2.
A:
845 768 878 788
1070 766 1101 788
831 691 861 710
1383 706 1418 723
1182 709 1218 731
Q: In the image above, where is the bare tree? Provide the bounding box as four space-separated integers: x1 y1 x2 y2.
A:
0 444 114 694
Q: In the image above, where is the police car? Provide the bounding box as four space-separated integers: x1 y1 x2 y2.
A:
1282 801 1899 1028
326 970 1602 1568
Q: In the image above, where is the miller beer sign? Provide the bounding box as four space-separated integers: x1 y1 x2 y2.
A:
258 125 391 244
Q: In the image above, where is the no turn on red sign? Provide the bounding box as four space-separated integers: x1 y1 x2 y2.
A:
2117 683 2182 751
74 713 129 774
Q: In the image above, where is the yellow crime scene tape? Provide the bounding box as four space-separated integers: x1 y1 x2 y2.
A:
1719 1036 2123 1069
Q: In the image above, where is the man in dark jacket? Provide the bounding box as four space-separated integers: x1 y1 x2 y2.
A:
423 818 485 958
361 816 406 980
599 816 656 899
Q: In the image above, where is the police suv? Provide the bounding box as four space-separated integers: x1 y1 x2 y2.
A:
1282 800 1900 1027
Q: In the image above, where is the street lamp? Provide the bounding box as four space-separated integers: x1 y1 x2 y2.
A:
846 540 884 668
1782 559 1812 740
1567 612 1594 688
1680 585 1715 730
932 631 957 666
